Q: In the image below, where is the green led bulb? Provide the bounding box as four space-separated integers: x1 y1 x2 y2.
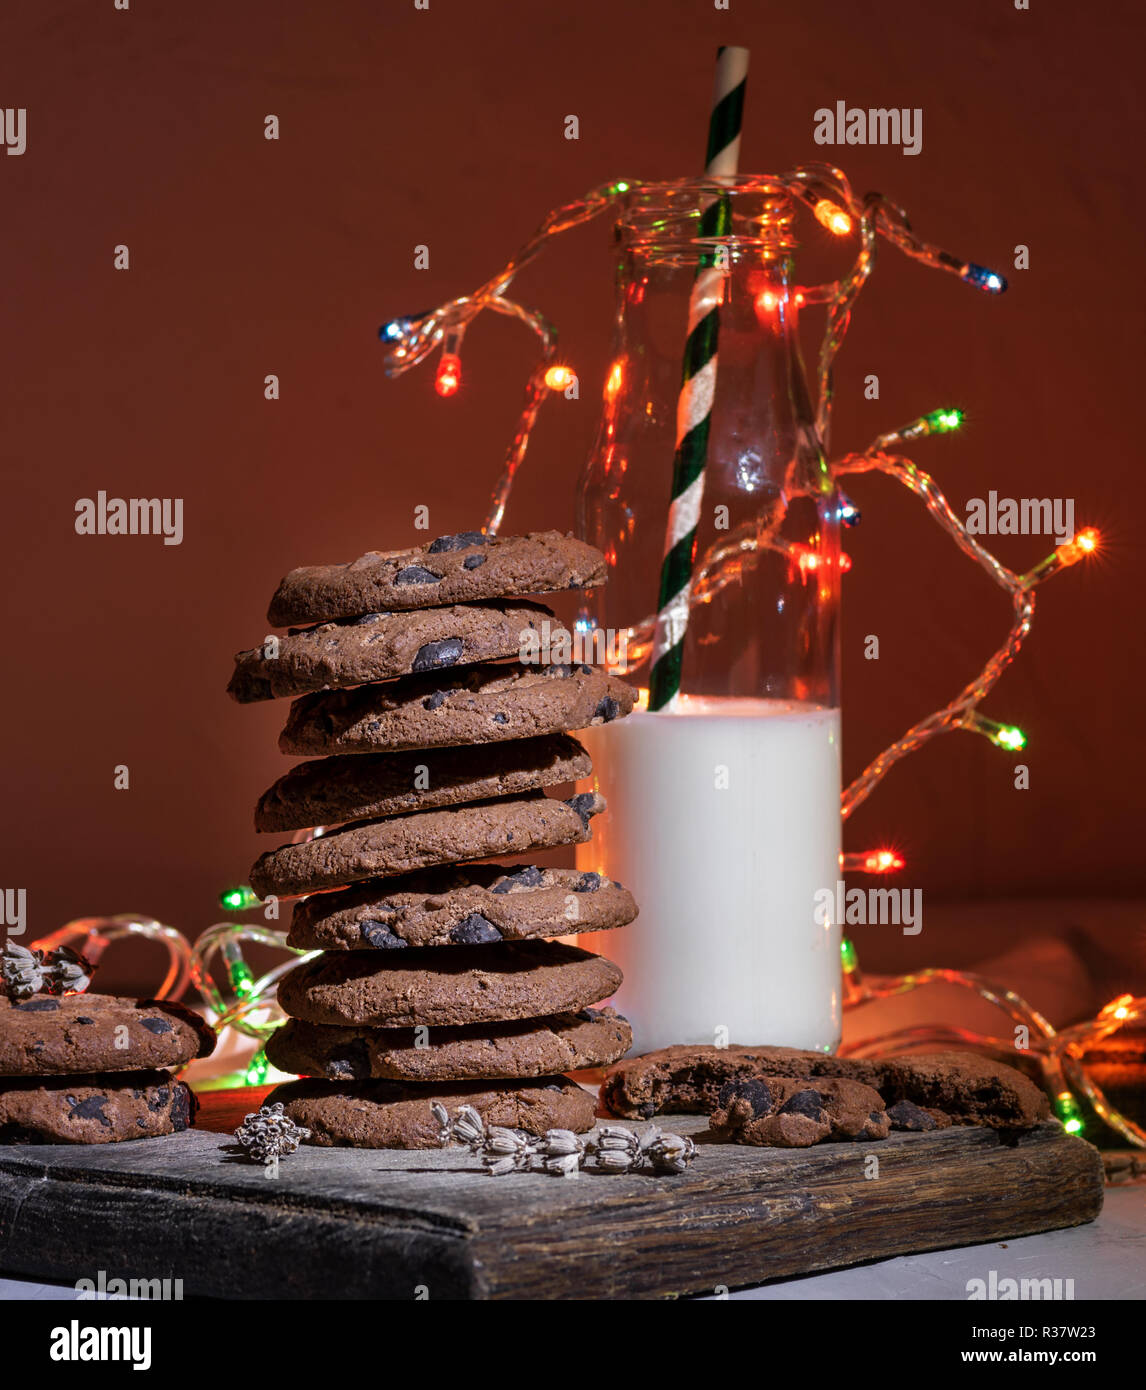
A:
926 407 964 433
243 1049 270 1087
840 938 858 973
1054 1091 1084 1135
220 884 261 912
229 959 255 999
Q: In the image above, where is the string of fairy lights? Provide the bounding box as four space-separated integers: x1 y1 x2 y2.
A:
21 166 1137 1147
369 162 1138 1147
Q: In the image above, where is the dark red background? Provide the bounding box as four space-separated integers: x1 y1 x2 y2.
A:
2 0 1142 994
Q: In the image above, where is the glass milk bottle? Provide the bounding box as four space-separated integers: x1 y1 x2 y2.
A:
575 178 843 1054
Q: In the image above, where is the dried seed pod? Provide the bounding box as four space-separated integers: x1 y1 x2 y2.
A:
45 945 94 995
541 1128 584 1158
593 1148 637 1173
545 1152 583 1179
485 1153 521 1177
0 943 44 1000
594 1126 641 1158
482 1126 536 1175
431 1102 452 1147
646 1132 697 1175
452 1104 488 1150
234 1101 311 1165
537 1128 585 1177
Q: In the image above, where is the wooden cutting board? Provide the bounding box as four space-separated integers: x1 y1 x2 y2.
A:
0 1086 1103 1300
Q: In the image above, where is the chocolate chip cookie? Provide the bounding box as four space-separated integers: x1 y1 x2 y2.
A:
709 1076 890 1147
265 1006 632 1083
249 791 605 899
228 601 560 703
276 940 622 1028
266 1074 596 1146
0 1069 197 1143
603 1044 1050 1130
278 661 636 756
255 733 591 833
267 530 607 627
0 994 216 1077
286 863 635 951
602 1045 881 1118
876 1052 1050 1130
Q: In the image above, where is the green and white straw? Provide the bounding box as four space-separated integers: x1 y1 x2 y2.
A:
647 44 749 711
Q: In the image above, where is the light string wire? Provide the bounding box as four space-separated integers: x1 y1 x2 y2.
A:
841 954 1146 1149
367 167 1140 1154
378 162 1094 833
6 175 1128 1141
29 915 192 1002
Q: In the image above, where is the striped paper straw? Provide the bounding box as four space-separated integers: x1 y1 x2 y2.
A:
647 44 749 711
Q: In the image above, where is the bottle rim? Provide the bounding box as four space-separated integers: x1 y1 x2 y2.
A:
616 177 798 261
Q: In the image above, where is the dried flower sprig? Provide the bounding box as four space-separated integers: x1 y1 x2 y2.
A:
432 1103 697 1178
0 941 94 1000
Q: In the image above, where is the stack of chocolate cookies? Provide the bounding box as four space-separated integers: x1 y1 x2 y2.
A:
228 530 639 1148
0 946 214 1144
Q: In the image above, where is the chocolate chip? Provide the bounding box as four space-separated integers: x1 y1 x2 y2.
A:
359 920 408 950
573 872 601 892
15 999 58 1012
491 865 544 893
886 1099 937 1132
146 1086 171 1113
594 696 620 722
450 913 503 945
75 1017 94 1025
577 1007 602 1022
638 1102 658 1119
493 712 508 724
717 1078 775 1117
412 637 464 673
422 690 448 711
348 612 385 625
462 554 486 570
67 1095 112 1127
743 1080 776 1117
427 532 487 553
779 1088 825 1119
394 565 442 585
171 1083 195 1132
140 1018 173 1035
325 1039 371 1080
564 792 597 826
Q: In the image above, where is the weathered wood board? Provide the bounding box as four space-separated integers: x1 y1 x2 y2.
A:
0 1086 1104 1300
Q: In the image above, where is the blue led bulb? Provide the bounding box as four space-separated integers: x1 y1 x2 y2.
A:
961 263 1007 294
